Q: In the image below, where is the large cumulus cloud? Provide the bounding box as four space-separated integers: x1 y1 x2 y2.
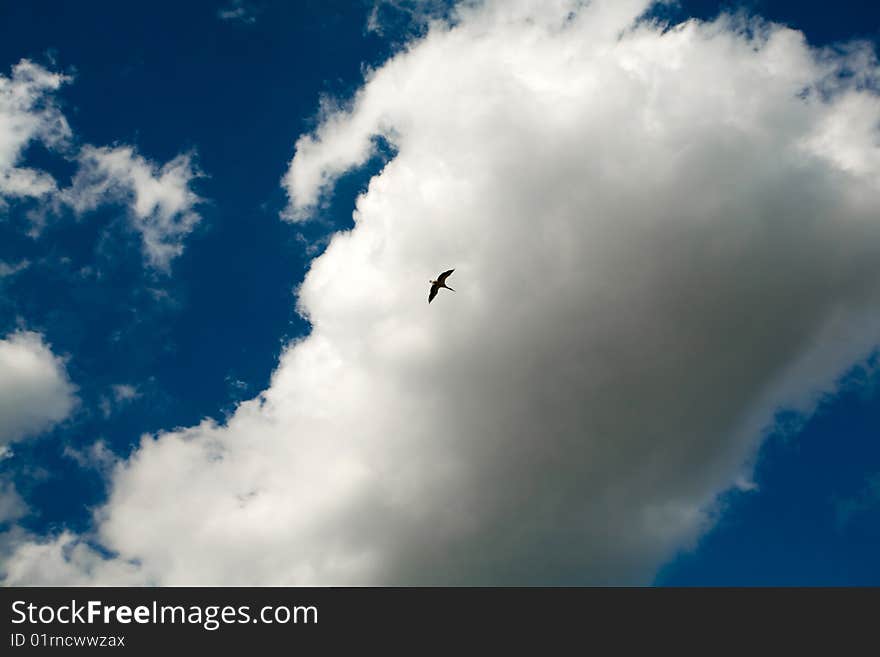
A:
5 0 880 585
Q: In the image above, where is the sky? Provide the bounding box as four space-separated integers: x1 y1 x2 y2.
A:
0 0 878 585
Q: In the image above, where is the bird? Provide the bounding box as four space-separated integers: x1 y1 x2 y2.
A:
428 269 455 303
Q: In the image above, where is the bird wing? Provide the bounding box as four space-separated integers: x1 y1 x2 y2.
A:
428 283 440 303
437 269 454 284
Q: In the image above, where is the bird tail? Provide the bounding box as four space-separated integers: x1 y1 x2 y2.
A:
446 286 455 292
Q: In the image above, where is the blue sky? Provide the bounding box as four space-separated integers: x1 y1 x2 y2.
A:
0 0 878 585
0 0 388 530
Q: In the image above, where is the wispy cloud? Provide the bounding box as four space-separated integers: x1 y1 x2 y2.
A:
365 0 454 37
834 473 880 531
217 0 259 25
0 260 30 278
62 145 204 271
98 384 141 418
0 480 28 524
62 440 118 475
0 60 71 204
1 59 205 269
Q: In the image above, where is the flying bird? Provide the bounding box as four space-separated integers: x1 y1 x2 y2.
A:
428 269 455 303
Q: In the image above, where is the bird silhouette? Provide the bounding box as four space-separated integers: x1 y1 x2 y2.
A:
428 269 455 303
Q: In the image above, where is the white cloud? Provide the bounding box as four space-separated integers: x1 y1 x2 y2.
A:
1 531 143 586
0 60 71 203
0 481 27 524
217 1 258 25
6 0 880 585
63 145 203 270
365 0 453 37
0 331 77 449
63 440 118 474
111 383 139 402
98 384 141 418
0 259 30 278
1 58 203 267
